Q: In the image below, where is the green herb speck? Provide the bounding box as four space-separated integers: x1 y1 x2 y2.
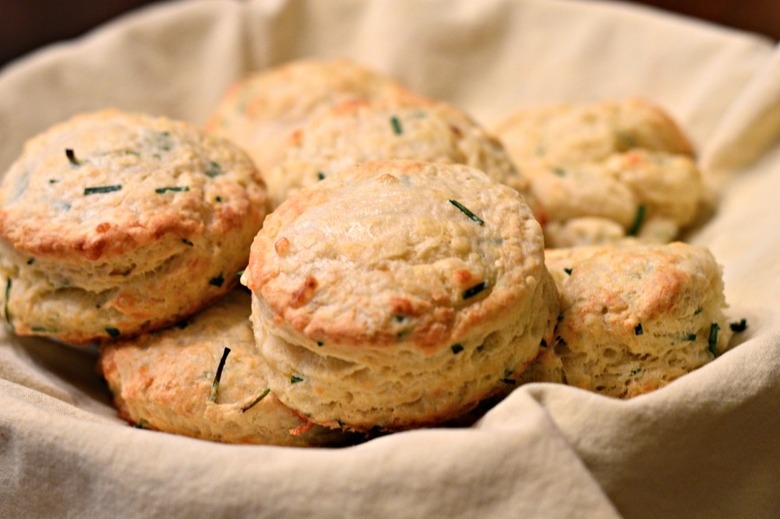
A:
241 388 270 413
390 116 403 135
694 307 703 316
449 199 485 226
181 238 194 247
175 320 189 329
205 161 221 177
31 325 49 332
209 274 225 287
708 322 720 357
729 318 748 333
155 186 190 194
552 167 567 177
634 323 643 336
84 185 122 196
451 344 464 354
500 369 516 385
4 278 12 329
65 148 80 166
317 171 326 181
564 267 573 275
26 258 35 265
209 346 231 403
290 375 304 384
684 333 697 341
316 341 324 347
105 327 121 338
463 281 487 300
627 204 646 236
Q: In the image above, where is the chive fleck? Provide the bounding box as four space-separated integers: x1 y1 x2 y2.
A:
707 322 720 357
4 278 11 329
134 419 149 429
205 161 221 177
209 274 225 287
729 318 748 333
500 369 516 385
26 258 35 265
694 307 703 316
317 171 326 181
540 338 547 348
564 267 573 276
155 186 190 194
451 344 464 354
684 333 697 341
552 167 567 177
236 269 245 279
390 116 403 135
175 320 189 329
105 327 121 338
634 323 643 336
49 179 59 184
449 199 485 226
240 388 270 413
209 346 231 402
65 148 80 166
627 204 646 236
181 238 194 247
84 185 122 195
316 341 324 347
290 375 304 384
31 326 49 332
463 281 487 300
214 196 223 203
630 367 642 376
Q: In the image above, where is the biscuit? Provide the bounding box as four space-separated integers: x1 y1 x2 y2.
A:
268 97 541 218
204 58 418 206
99 290 351 446
0 109 269 344
242 160 559 431
492 97 694 167
493 98 702 247
524 242 732 398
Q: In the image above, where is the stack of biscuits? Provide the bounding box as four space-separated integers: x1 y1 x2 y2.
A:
0 58 737 446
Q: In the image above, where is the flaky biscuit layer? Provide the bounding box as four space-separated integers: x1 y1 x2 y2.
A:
243 160 558 431
0 109 268 343
528 242 732 398
99 290 351 446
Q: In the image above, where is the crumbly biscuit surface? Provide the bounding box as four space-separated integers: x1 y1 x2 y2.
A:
270 97 539 215
205 58 417 204
493 98 703 247
99 290 350 446
0 109 268 343
243 160 558 430
532 242 732 398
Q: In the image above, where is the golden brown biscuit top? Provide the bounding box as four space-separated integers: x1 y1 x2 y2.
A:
0 109 267 261
243 160 546 354
272 96 531 200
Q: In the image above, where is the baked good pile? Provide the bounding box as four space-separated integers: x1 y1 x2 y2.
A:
0 58 745 446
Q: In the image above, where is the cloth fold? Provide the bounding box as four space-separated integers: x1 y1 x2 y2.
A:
1 1 778 517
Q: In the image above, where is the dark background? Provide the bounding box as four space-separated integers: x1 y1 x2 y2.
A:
2 0 779 70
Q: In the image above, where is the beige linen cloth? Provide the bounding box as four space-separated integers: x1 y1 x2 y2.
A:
1 0 778 517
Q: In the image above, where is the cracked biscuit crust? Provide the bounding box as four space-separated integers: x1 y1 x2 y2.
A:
0 109 268 344
242 160 558 431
